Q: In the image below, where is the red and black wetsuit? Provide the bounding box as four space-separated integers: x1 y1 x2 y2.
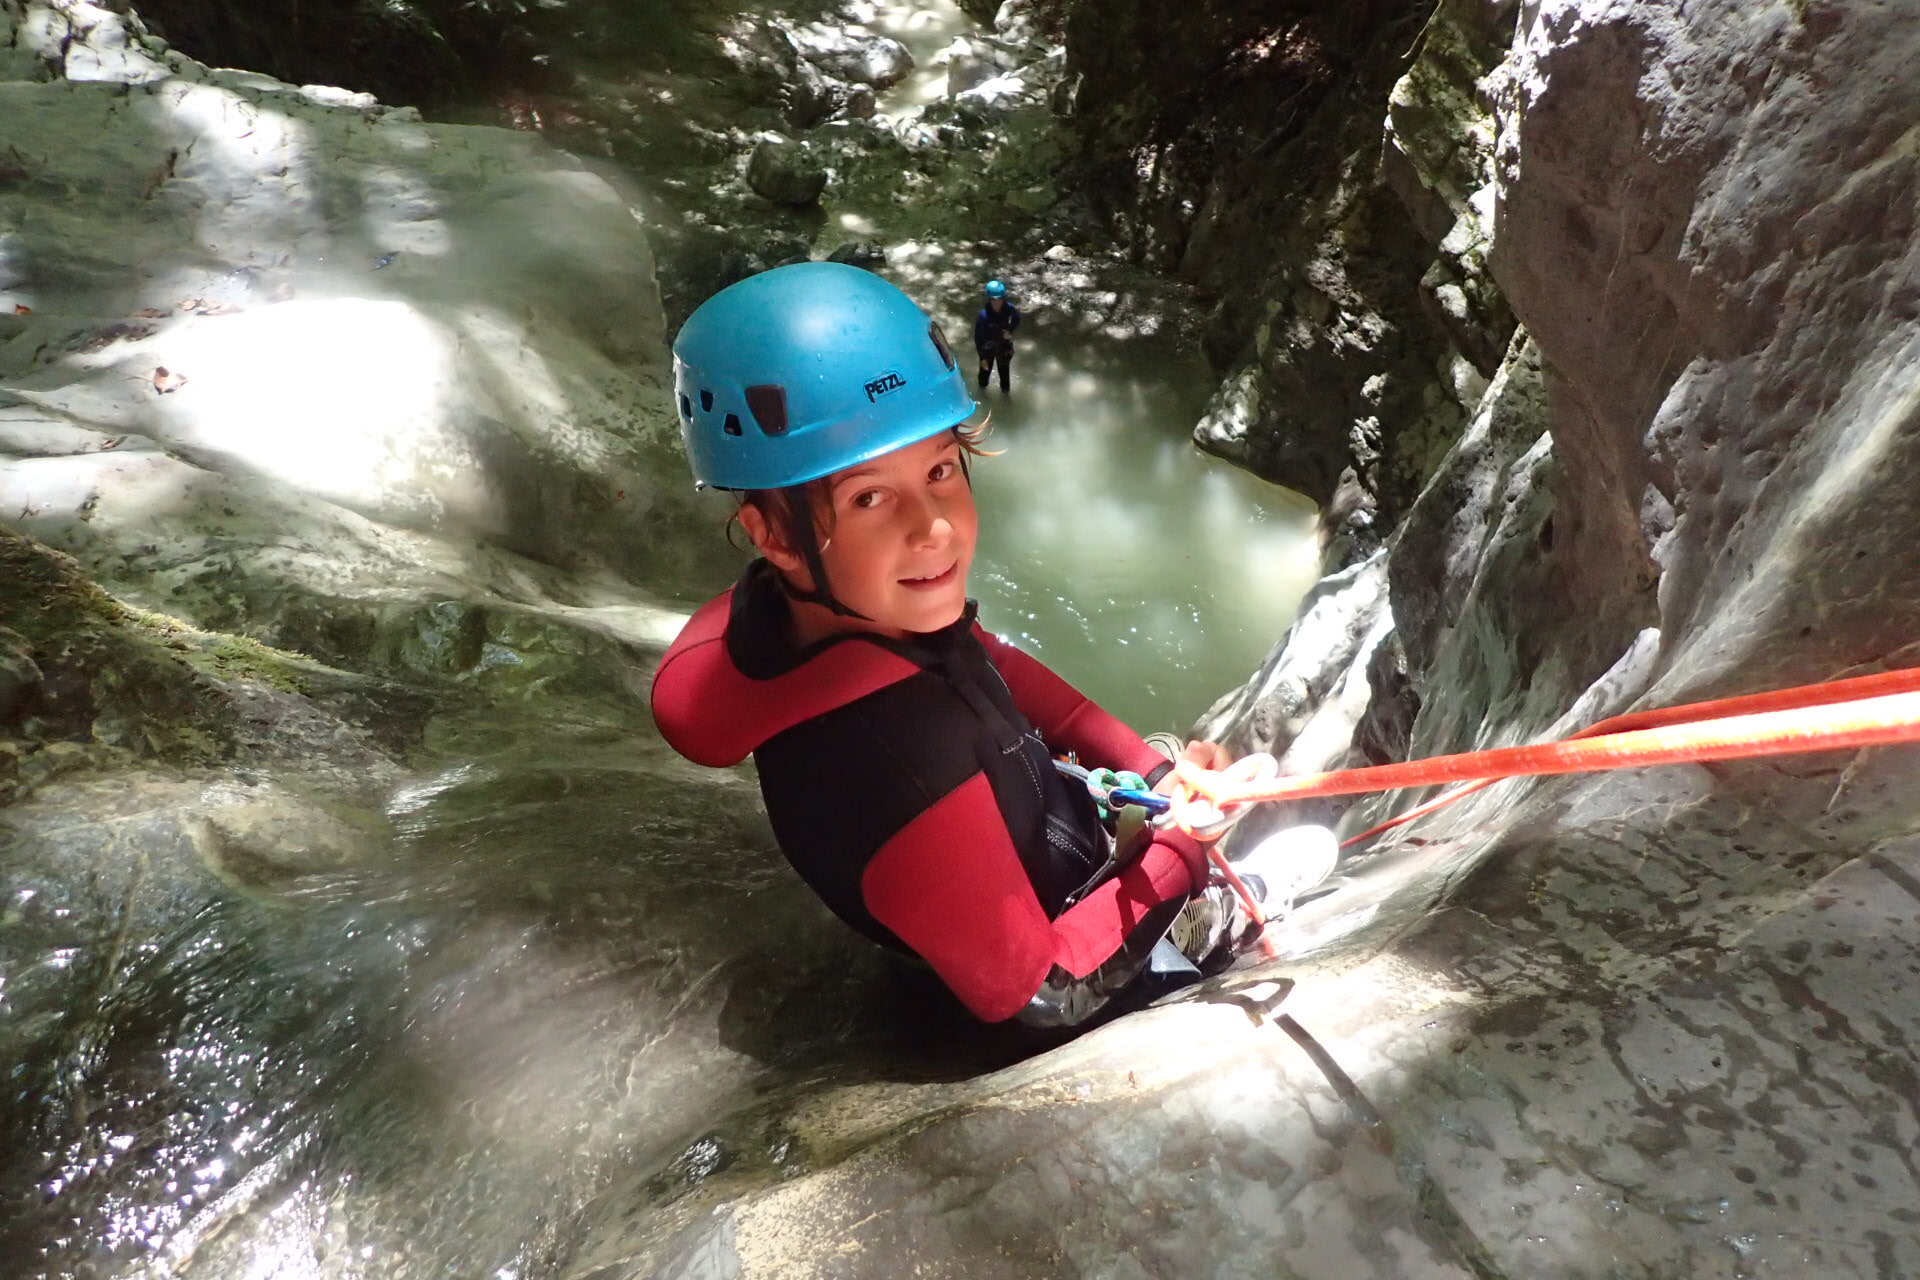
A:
651 559 1210 1025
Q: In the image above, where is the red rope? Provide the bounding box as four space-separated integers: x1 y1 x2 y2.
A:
1205 846 1281 958
1337 664 1920 847
1179 667 1920 820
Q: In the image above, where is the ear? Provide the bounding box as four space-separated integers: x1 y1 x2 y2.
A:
737 501 808 578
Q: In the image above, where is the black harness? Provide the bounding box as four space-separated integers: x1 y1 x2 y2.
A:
726 562 1113 950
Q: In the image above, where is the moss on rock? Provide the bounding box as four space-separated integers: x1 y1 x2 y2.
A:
2 528 234 771
0 528 386 802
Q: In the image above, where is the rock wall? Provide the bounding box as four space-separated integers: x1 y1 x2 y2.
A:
1198 0 1920 1266
0 14 770 1276
1210 0 1920 797
1054 0 1519 553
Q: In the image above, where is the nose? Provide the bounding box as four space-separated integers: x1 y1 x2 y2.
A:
904 489 954 547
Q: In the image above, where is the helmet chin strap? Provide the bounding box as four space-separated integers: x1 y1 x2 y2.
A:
784 523 871 621
754 444 976 628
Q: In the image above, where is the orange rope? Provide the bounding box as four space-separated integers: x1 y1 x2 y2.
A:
1337 664 1920 848
1172 667 1920 960
1179 668 1920 821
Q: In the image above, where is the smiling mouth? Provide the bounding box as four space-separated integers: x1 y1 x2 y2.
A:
900 564 957 588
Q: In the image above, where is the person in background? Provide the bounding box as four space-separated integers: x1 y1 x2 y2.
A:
973 278 1019 395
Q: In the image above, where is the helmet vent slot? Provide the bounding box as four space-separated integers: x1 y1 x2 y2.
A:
745 384 789 436
678 393 692 421
699 389 714 413
928 322 954 370
723 412 743 436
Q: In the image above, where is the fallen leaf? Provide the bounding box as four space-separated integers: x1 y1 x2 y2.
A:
135 307 169 318
153 366 188 394
12 304 29 315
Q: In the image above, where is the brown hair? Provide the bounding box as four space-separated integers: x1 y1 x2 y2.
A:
727 418 998 565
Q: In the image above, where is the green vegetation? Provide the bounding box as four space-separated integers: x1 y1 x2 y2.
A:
0 529 321 797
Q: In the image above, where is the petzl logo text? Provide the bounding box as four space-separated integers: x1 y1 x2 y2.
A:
863 372 907 402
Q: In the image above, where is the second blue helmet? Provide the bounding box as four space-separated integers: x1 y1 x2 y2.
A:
672 262 977 492
984 279 1007 300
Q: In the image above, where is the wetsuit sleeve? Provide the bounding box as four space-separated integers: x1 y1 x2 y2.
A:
860 772 1207 1023
1007 305 1020 333
973 309 991 351
972 625 1170 783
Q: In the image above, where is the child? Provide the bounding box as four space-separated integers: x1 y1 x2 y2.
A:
651 262 1319 1028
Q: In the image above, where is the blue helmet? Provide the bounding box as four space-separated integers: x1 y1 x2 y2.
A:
984 278 1007 300
672 262 976 491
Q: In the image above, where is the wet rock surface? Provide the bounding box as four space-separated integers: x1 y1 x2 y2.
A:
4 1 1920 1278
1189 0 1920 1273
0 0 730 657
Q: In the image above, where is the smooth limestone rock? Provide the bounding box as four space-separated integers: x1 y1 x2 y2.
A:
1195 549 1394 835
1192 0 1920 1274
0 23 738 1271
0 1 711 675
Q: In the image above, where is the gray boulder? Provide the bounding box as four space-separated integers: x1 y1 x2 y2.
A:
745 137 829 206
943 39 1002 98
714 15 840 130
789 26 914 90
825 240 887 266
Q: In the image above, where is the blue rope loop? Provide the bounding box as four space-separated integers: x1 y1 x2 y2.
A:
1054 759 1172 817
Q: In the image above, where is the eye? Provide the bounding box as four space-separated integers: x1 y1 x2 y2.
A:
849 488 886 510
928 458 960 483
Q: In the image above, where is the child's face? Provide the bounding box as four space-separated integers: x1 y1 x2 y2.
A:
808 431 978 637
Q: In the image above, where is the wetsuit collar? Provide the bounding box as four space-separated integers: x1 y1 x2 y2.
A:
726 558 979 680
